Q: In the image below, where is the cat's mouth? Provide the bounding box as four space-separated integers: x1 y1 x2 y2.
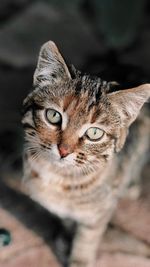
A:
47 145 78 167
37 145 100 176
49 155 100 177
53 156 78 170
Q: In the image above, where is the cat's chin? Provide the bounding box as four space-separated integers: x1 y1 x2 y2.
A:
51 160 82 177
50 159 98 177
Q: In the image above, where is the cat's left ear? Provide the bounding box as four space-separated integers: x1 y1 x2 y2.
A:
108 84 150 127
33 41 71 87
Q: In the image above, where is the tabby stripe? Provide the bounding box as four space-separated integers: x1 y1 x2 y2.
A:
22 122 36 130
22 101 44 116
63 175 98 192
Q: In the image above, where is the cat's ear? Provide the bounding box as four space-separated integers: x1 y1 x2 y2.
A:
33 41 71 86
108 84 150 127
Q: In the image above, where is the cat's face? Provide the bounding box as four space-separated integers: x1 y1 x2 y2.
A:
22 41 150 177
22 81 121 176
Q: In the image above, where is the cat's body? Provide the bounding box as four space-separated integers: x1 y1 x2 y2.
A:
22 41 150 267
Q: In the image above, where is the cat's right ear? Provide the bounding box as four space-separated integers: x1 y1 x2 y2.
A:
108 84 150 127
33 41 71 87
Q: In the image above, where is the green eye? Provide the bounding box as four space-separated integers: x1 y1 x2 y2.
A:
46 109 62 125
85 127 104 141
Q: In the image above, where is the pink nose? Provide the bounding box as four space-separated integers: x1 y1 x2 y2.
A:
58 144 70 158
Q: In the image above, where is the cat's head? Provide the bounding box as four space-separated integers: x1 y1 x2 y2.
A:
22 41 150 177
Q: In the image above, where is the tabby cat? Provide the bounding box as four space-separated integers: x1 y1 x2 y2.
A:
22 41 150 267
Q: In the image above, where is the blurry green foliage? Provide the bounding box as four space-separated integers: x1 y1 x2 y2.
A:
44 0 82 9
45 0 146 48
92 0 146 48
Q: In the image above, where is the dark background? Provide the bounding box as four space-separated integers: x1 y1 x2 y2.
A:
0 0 150 173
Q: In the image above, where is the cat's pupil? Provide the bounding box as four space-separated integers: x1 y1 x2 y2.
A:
94 129 97 135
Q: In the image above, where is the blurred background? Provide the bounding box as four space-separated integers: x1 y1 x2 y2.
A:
0 1 150 267
0 0 150 174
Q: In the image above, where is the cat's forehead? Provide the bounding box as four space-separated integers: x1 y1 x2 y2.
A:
34 74 108 106
29 73 121 130
32 75 117 122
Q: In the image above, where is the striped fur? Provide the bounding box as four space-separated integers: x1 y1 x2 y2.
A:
22 41 150 267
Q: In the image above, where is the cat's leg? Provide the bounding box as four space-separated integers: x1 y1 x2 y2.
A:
69 221 106 267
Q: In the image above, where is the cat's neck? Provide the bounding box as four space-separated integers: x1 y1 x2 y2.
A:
27 154 118 192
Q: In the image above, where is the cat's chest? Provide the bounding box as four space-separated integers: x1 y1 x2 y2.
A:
23 160 114 222
24 173 97 222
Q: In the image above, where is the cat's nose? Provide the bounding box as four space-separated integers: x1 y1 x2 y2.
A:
58 144 70 158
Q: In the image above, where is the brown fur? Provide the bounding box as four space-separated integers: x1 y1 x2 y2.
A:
22 41 150 267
